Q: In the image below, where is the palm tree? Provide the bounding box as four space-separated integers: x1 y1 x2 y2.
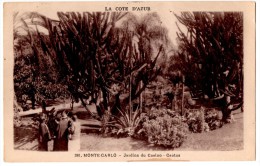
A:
13 12 40 109
119 12 170 101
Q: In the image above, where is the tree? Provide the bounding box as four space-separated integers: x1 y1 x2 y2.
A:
174 12 243 122
23 12 168 119
13 12 68 109
118 12 170 103
13 12 39 109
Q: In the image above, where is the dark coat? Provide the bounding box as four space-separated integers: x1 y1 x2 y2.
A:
39 122 51 151
53 117 71 151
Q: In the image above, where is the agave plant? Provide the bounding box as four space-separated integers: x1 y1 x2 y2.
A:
105 106 143 137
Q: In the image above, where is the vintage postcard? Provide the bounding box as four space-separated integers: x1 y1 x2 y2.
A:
3 1 255 162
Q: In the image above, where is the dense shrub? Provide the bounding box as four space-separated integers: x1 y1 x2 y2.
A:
13 104 39 129
136 108 189 148
14 47 69 110
14 99 23 127
184 107 209 133
184 107 223 132
204 108 223 130
35 81 69 101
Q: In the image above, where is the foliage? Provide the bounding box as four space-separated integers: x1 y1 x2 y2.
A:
144 79 173 109
34 78 69 101
204 108 223 130
184 107 209 133
13 13 69 110
184 107 223 132
101 106 144 138
136 108 188 148
174 12 243 98
14 53 36 109
18 12 169 119
14 95 23 127
172 12 243 122
14 53 69 109
14 95 39 129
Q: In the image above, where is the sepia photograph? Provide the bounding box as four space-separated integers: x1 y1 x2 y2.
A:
3 1 256 162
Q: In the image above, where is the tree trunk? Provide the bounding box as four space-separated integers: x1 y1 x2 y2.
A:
139 81 143 111
181 76 185 116
70 96 74 110
171 94 175 111
221 95 232 123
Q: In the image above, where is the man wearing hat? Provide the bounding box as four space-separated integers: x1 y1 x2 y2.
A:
38 113 51 151
53 111 72 151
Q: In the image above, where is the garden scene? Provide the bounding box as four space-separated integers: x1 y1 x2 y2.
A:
13 11 243 151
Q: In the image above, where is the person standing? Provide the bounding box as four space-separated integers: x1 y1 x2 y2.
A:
38 114 51 151
68 115 81 151
52 112 61 151
53 111 71 151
